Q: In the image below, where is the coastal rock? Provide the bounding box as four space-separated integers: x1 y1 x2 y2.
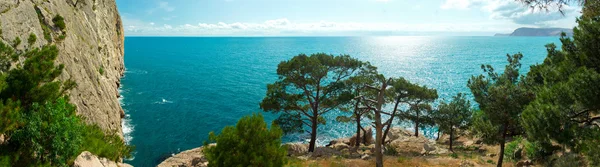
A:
284 142 309 156
73 151 132 167
0 0 125 135
158 145 212 167
330 143 350 151
349 127 374 145
327 138 350 147
387 128 448 155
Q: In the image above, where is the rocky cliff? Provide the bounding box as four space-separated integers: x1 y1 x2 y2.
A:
0 0 125 135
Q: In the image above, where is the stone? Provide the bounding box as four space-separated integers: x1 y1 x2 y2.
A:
0 134 4 145
516 160 533 167
330 143 350 151
73 151 132 167
158 145 213 167
284 142 309 156
327 138 350 147
360 154 370 160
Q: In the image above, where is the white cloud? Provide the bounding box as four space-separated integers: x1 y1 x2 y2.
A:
150 22 155 25
441 0 487 10
441 0 580 26
122 18 521 36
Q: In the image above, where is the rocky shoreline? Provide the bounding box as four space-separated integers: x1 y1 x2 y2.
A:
157 128 449 167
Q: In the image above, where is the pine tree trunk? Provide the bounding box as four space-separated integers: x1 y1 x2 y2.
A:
382 97 401 143
374 80 388 167
356 118 362 147
497 123 508 167
308 116 318 152
415 111 420 137
449 126 454 152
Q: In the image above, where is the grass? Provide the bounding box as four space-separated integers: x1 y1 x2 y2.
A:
99 66 104 75
28 33 37 46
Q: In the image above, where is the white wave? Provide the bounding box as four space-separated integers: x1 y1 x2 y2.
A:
119 86 135 161
154 98 173 104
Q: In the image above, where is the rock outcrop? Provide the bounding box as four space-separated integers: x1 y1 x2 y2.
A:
386 128 449 155
0 0 125 135
158 146 210 167
73 151 132 167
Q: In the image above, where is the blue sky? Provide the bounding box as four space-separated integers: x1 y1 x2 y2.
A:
116 0 581 36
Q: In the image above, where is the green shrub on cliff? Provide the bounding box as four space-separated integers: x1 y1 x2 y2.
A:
203 113 287 167
0 40 132 166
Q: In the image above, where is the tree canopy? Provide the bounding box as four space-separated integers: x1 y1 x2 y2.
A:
260 53 365 152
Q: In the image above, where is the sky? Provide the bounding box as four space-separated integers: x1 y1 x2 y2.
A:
116 0 582 36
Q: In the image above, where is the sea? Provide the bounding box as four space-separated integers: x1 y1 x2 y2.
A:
120 36 561 166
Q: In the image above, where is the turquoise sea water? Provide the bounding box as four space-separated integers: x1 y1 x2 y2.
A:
121 36 561 166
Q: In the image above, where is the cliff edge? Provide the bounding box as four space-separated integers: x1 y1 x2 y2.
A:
0 0 125 135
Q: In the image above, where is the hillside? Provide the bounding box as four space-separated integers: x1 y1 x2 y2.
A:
495 27 573 36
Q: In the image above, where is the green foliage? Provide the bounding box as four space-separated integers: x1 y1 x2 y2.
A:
80 125 134 161
393 77 439 137
504 136 523 162
99 66 104 75
468 53 533 166
27 33 37 46
52 15 66 31
433 93 472 151
450 153 458 159
260 53 365 151
549 153 587 167
384 145 398 155
0 100 21 134
520 2 600 165
203 113 287 167
10 98 83 166
12 37 21 48
34 6 52 43
0 40 132 166
0 45 71 108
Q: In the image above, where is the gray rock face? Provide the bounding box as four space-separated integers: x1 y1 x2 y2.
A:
0 0 125 135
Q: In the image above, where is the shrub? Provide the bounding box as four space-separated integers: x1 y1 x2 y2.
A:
27 33 37 46
450 153 458 159
52 15 66 31
12 37 20 48
504 136 523 162
11 98 83 166
203 113 287 167
384 145 398 155
99 66 104 75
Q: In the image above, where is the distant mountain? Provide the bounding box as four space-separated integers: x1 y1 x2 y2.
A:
494 27 573 36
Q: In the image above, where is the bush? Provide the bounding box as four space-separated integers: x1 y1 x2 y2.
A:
27 33 37 46
11 98 84 166
504 136 523 162
52 15 66 31
12 37 20 48
203 113 287 167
